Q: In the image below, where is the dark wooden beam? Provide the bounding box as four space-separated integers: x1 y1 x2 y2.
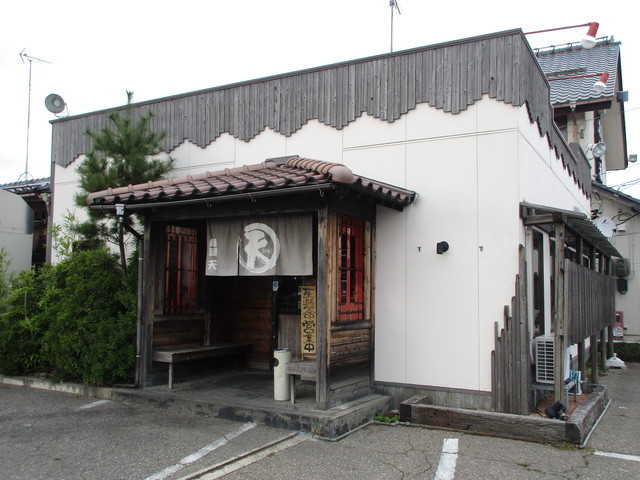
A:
523 214 556 226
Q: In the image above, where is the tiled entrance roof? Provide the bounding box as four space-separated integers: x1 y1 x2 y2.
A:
86 156 416 211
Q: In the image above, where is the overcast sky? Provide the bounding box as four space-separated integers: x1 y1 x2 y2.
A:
1 0 638 195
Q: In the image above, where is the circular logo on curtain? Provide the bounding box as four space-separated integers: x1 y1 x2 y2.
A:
238 223 281 274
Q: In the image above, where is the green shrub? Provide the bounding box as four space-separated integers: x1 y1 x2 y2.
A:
614 343 640 363
40 249 136 384
0 266 50 375
0 267 49 375
0 248 11 313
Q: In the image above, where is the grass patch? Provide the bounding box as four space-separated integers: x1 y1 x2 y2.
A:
374 413 400 423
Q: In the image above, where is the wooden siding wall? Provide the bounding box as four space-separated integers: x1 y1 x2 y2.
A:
565 260 616 345
329 324 372 370
492 247 531 415
231 277 272 370
51 31 590 195
203 276 273 370
328 323 373 398
208 276 235 343
152 316 206 349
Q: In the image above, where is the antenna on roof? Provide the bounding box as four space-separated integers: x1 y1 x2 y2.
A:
390 0 401 53
18 49 51 183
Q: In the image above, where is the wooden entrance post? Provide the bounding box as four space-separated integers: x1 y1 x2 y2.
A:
315 206 329 408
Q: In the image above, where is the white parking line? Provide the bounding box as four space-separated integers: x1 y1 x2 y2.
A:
185 433 307 480
143 422 256 480
434 438 459 480
595 451 640 463
74 400 110 411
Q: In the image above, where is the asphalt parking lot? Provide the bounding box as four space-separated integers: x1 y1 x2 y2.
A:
2 363 639 480
1 385 290 480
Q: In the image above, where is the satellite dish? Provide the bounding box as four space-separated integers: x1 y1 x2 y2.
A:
595 217 616 238
45 93 66 114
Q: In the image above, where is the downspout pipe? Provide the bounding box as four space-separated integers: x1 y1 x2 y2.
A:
116 203 144 388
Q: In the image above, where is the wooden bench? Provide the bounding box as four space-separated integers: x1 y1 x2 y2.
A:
286 360 317 403
152 343 252 388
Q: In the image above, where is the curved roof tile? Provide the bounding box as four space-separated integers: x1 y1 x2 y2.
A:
86 156 416 211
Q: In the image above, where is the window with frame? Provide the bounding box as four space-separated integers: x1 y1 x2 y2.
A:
164 225 199 314
337 215 365 322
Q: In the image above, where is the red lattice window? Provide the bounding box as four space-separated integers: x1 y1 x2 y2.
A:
164 225 198 314
337 215 365 322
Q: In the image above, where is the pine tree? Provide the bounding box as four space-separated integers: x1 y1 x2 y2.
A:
74 92 174 275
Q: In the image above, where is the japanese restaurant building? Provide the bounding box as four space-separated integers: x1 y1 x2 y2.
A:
51 28 620 413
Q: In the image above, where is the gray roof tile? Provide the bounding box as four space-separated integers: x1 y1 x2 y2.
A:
536 39 620 105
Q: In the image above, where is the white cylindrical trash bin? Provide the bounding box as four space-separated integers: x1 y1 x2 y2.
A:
273 348 292 401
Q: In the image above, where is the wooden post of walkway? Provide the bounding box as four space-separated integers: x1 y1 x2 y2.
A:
578 341 586 387
576 238 586 386
588 247 599 384
600 328 607 371
590 334 599 383
554 222 566 403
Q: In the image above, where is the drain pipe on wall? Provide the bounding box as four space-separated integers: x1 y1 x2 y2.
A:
115 203 145 389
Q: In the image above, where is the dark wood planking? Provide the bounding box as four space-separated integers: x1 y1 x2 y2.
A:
51 31 588 193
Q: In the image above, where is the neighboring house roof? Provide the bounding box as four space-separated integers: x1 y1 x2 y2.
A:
536 38 620 106
86 156 417 211
593 182 640 211
0 177 51 195
536 38 627 171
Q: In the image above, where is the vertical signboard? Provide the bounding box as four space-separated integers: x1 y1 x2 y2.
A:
301 286 317 358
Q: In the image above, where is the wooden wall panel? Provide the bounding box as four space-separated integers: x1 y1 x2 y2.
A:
566 261 616 344
329 327 372 368
492 246 531 415
232 277 272 368
152 318 205 348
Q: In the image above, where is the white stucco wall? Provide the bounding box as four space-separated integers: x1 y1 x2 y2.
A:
517 109 590 216
50 96 590 392
0 190 34 275
51 158 89 264
369 100 523 391
598 194 640 339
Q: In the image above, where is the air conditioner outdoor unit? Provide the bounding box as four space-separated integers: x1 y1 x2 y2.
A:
534 335 571 384
535 335 555 384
